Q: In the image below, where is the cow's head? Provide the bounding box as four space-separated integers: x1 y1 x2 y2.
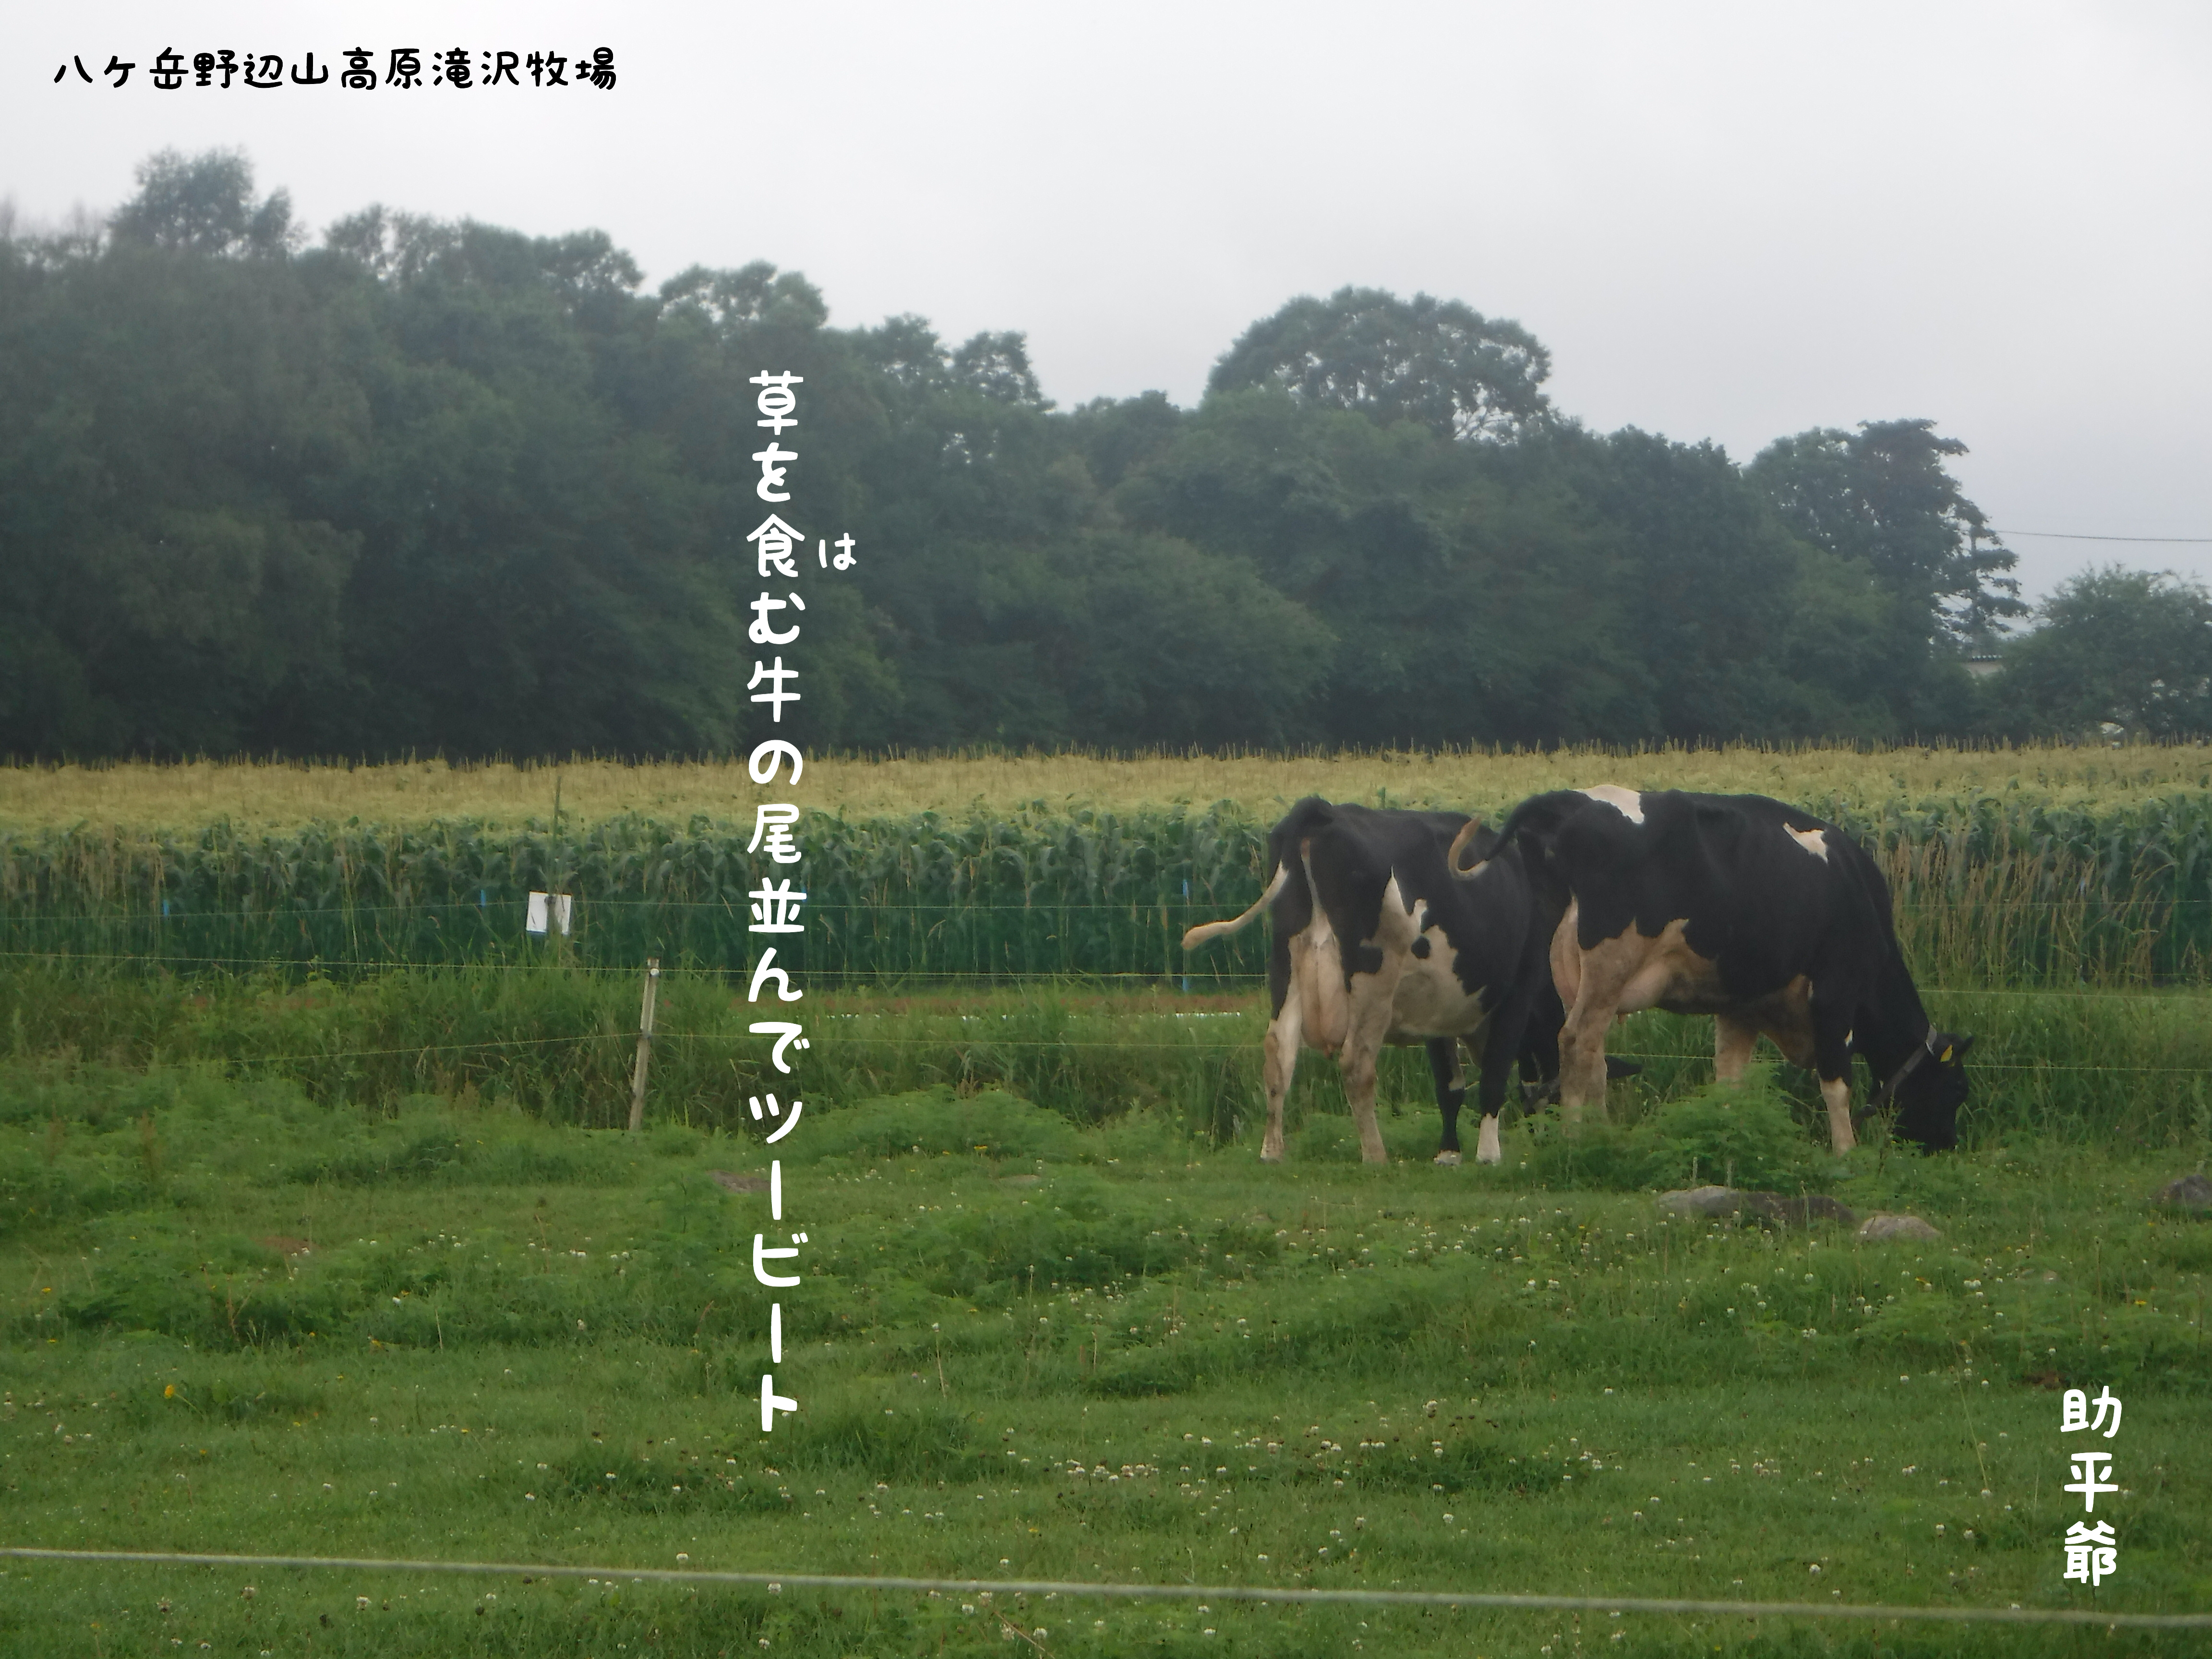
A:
1891 1030 1973 1151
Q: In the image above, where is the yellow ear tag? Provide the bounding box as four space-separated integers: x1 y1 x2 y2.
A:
1939 1045 1953 1062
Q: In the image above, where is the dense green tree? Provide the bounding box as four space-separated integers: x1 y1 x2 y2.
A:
1574 428 1821 739
108 147 299 258
1750 419 2025 642
2003 568 2212 740
0 192 357 755
0 148 2048 760
1116 388 1521 744
1119 396 1902 746
950 331 1046 407
1065 391 1184 491
859 527 1333 749
1057 532 1333 746
1207 286 1552 442
302 222 748 757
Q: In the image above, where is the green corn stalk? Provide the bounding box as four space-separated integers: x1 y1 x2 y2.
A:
3 792 2211 987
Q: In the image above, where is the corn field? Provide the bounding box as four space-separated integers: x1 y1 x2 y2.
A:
4 788 2212 987
9 745 2212 831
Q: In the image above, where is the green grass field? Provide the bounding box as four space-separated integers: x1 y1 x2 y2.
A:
5 748 2211 1654
3 1076 2208 1657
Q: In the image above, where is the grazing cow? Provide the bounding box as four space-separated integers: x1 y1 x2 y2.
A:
1451 786 1972 1153
1180 799 1562 1166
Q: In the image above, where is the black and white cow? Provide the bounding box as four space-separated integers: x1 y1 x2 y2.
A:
1181 799 1562 1166
1451 786 1972 1152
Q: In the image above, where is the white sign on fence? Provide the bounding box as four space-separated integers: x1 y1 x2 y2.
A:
525 892 573 937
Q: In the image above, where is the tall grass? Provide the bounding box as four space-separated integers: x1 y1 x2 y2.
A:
4 970 2207 1150
0 806 1271 986
1877 828 2212 986
0 968 1265 1137
6 743 2212 830
6 788 2212 985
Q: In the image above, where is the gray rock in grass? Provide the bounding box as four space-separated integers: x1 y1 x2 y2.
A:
1855 1213 1942 1243
2153 1172 2212 1212
1739 1191 1858 1228
1657 1186 1855 1227
1657 1185 1743 1217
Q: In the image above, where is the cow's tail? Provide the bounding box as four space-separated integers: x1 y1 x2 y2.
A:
1180 861 1291 950
1448 790 1591 881
1443 816 1487 878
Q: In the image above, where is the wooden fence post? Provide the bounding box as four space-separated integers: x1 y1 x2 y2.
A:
627 957 661 1132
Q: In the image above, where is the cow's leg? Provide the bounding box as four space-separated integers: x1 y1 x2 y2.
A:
1474 985 1539 1165
1713 1014 1758 1084
1557 1012 1611 1123
1518 974 1565 1106
1810 1005 1856 1155
1260 996 1303 1164
1821 1076 1855 1155
1342 1045 1389 1164
1338 981 1397 1165
1427 1038 1467 1166
1557 934 1636 1126
1549 903 1584 1009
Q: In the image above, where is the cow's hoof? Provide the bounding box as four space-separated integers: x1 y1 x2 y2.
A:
1433 1150 1463 1167
1477 1117 1503 1165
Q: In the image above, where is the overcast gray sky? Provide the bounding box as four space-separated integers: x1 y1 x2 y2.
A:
11 0 2210 601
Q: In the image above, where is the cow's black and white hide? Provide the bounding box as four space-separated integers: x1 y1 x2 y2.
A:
1454 786 1972 1152
1181 799 1563 1166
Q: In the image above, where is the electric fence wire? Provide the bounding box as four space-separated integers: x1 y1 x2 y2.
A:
0 1548 2205 1630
